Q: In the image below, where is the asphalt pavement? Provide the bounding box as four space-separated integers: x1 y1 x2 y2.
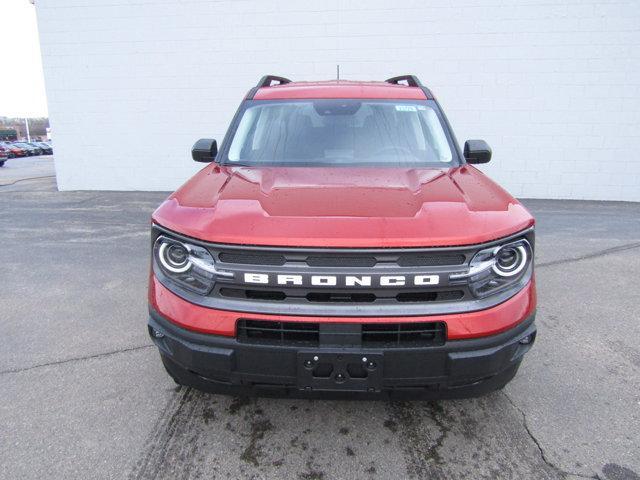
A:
0 158 638 480
0 154 56 187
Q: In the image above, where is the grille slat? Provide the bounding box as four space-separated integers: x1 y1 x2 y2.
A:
221 287 465 304
218 252 286 265
362 322 446 347
306 292 377 303
306 256 376 267
237 320 319 346
397 254 466 267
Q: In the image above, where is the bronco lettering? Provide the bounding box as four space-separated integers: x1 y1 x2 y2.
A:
242 273 441 287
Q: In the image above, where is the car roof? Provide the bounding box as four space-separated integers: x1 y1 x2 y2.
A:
252 80 428 100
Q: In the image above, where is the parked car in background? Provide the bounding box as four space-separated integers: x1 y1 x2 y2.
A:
26 142 46 155
27 142 44 155
13 142 41 156
34 142 53 155
11 143 32 156
0 146 8 167
0 142 26 158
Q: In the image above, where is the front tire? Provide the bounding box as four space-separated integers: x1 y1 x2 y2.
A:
0 160 5 167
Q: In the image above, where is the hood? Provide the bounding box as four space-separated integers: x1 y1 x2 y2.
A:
152 165 534 247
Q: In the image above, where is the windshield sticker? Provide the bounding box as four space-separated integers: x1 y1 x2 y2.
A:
395 105 417 112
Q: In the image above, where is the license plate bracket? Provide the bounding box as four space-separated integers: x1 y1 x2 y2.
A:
297 351 383 392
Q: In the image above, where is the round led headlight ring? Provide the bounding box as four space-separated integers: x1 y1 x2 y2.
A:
158 241 191 273
492 244 528 277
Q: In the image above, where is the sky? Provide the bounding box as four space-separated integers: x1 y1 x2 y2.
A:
0 0 48 118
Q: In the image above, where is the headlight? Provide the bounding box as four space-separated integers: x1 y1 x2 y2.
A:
450 238 533 298
158 242 191 273
154 235 231 294
493 243 528 277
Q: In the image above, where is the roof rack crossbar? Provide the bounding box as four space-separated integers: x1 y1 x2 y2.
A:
385 75 423 88
257 75 292 88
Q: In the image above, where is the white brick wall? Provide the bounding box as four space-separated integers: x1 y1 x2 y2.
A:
36 0 640 200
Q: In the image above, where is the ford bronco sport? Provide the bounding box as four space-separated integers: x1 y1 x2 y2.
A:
148 75 536 398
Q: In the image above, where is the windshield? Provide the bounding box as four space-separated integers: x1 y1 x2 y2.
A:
223 100 456 167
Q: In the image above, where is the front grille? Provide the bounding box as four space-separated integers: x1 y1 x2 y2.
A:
397 254 465 266
306 292 377 303
154 224 534 317
207 243 480 308
237 320 319 346
236 320 446 348
218 252 286 265
216 249 469 268
219 288 286 301
306 256 376 267
362 322 446 347
396 290 464 302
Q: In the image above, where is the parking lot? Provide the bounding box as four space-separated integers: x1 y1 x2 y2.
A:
0 154 55 188
0 160 639 480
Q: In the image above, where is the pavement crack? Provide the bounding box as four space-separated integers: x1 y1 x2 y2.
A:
502 391 601 480
537 242 640 269
0 344 154 375
0 175 56 188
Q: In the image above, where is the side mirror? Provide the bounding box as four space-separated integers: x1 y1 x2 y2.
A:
464 140 491 164
192 138 218 163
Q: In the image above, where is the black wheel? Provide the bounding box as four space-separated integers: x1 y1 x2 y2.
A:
0 161 5 167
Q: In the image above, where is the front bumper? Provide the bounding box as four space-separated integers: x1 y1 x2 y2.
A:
149 307 536 399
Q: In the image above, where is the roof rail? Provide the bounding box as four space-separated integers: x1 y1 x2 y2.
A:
385 75 433 99
385 75 423 87
256 75 292 88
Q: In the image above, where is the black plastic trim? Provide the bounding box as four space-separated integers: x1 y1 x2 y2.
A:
148 308 536 398
386 75 423 87
245 75 292 100
385 75 434 99
256 75 292 88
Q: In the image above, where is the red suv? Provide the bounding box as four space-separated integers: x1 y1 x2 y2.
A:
148 75 536 398
0 142 26 158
